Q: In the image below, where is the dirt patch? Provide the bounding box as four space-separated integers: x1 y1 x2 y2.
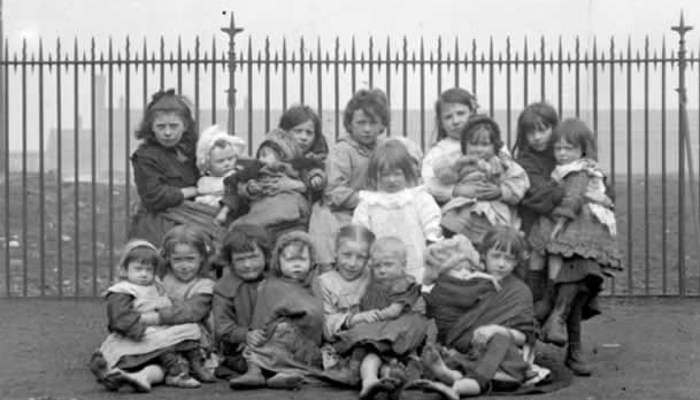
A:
1 297 698 400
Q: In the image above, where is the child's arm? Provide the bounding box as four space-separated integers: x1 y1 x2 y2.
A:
106 292 147 340
516 154 565 214
417 190 444 243
132 153 191 212
212 291 249 347
499 159 531 205
472 324 526 347
158 293 213 325
351 199 371 230
314 278 355 339
552 171 589 220
324 145 361 210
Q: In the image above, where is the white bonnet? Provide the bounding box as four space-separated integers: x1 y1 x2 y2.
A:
196 125 247 174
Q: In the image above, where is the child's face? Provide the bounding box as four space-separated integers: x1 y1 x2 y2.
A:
152 112 186 148
231 243 266 281
553 137 583 165
126 260 156 286
484 248 518 280
258 145 281 165
377 167 408 193
440 102 472 140
465 129 496 160
349 109 384 147
370 250 405 282
525 125 553 152
208 144 238 177
169 243 202 283
290 120 315 154
278 243 312 282
336 239 371 281
445 262 478 280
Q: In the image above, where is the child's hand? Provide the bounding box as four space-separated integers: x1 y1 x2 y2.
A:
309 175 325 191
551 218 566 240
139 311 160 326
246 180 263 197
472 324 504 346
348 311 379 327
215 207 229 226
246 329 266 347
377 303 405 320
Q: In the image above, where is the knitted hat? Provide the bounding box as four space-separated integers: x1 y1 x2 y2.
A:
196 125 247 174
270 230 317 286
423 234 481 285
256 128 303 163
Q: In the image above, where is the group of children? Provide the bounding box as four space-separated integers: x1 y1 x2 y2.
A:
91 86 621 397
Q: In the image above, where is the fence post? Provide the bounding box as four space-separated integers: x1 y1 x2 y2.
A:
221 12 244 136
0 0 5 179
672 12 694 296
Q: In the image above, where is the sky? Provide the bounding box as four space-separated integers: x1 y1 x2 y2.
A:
4 0 700 50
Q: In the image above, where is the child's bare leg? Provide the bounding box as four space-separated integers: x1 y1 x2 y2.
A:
228 361 265 389
359 353 397 399
452 377 482 396
547 254 563 281
103 365 165 393
420 344 463 385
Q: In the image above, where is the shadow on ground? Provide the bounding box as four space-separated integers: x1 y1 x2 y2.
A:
1 297 698 400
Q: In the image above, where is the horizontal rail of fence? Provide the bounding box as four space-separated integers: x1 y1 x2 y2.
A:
1 16 699 297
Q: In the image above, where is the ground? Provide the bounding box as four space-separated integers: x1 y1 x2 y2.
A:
1 297 698 400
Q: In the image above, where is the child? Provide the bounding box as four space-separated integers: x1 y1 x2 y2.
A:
278 104 329 201
89 240 203 392
527 119 621 356
310 89 390 266
422 88 479 203
229 231 324 389
352 139 442 283
437 114 530 245
228 129 310 242
194 125 247 224
212 224 272 379
420 226 537 398
129 89 221 246
334 236 434 399
158 225 218 383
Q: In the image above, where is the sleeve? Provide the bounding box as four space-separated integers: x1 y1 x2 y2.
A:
422 148 456 203
552 171 589 220
351 198 371 229
517 156 565 215
158 293 213 325
324 145 360 210
106 292 146 340
132 152 185 212
499 159 531 205
212 291 249 347
417 192 443 243
314 279 351 340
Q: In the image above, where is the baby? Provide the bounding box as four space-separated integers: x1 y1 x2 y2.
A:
422 234 499 291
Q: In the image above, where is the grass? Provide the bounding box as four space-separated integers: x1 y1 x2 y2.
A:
1 171 699 297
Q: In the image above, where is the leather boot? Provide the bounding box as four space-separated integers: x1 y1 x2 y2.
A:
542 283 577 346
187 349 217 383
229 363 265 389
565 288 593 376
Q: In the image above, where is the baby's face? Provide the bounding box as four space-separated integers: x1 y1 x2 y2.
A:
258 145 281 166
208 144 238 177
370 250 405 282
126 260 156 286
445 261 480 280
465 128 496 160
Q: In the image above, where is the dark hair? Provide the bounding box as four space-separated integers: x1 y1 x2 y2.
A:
135 89 197 150
220 224 273 264
279 104 329 156
366 140 419 190
160 225 212 277
477 226 529 265
552 118 598 160
121 246 162 278
460 114 503 155
342 89 390 134
513 102 559 156
434 88 479 141
335 224 376 250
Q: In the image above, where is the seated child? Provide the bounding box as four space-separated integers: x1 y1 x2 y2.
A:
89 240 204 392
157 225 218 383
229 231 324 390
419 226 538 399
212 224 272 379
228 129 311 241
194 125 247 224
435 114 529 245
334 236 434 400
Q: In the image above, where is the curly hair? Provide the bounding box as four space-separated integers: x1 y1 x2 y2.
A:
342 89 390 134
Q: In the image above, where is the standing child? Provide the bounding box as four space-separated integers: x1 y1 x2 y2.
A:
278 104 329 201
422 88 479 203
436 114 529 245
194 125 247 224
229 129 310 242
229 231 324 389
212 224 272 379
352 139 443 283
89 240 204 392
129 89 221 245
158 225 218 383
334 237 434 400
309 89 390 266
527 119 621 371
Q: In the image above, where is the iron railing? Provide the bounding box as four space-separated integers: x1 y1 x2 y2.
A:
0 13 699 297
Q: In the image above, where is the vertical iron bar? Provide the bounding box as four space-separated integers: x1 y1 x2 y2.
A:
557 38 563 118
142 39 147 110
90 38 97 297
247 37 253 153
420 38 425 148
454 38 459 87
506 38 512 147
3 41 8 296
609 38 616 294
661 39 667 294
211 37 216 124
316 38 323 125
177 37 182 93
124 37 131 240
55 40 63 296
159 37 164 89
333 38 339 140
351 37 356 94
644 37 650 294
282 38 287 111
540 37 545 101
471 40 477 98
626 38 632 294
221 13 243 136
107 38 114 280
72 39 79 298
437 37 442 100
402 37 407 136
523 38 529 107
368 37 374 88
194 37 200 133
488 37 494 117
21 39 27 296
593 39 598 141
38 40 45 296
385 38 391 136
264 37 270 132
575 37 580 117
300 37 305 104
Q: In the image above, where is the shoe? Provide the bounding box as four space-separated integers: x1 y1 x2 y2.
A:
542 283 578 346
165 373 201 388
190 359 217 383
229 365 265 389
266 372 304 389
566 343 593 376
